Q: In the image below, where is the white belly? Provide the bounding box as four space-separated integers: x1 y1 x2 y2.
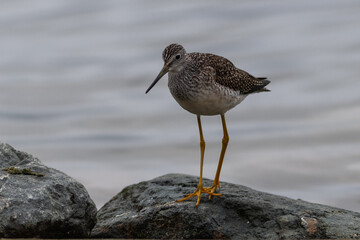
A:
173 90 247 116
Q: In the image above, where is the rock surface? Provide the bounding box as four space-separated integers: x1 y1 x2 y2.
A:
92 174 360 239
0 143 97 238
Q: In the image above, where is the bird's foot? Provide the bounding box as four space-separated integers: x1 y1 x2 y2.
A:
177 184 222 206
207 181 221 200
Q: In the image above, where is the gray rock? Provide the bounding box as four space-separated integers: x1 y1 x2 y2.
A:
92 174 360 239
0 143 97 238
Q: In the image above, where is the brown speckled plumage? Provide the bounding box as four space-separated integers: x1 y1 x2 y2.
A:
162 43 185 63
147 43 270 116
162 43 269 94
189 53 270 94
183 49 270 95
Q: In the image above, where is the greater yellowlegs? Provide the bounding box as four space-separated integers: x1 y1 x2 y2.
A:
146 43 270 206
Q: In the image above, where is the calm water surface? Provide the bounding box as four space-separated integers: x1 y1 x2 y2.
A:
1 0 360 211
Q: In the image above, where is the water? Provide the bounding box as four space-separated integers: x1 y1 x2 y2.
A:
1 0 360 211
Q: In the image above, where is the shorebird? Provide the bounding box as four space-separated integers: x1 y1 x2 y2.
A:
146 43 270 206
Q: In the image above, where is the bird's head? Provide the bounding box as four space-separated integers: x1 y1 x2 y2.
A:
146 43 186 94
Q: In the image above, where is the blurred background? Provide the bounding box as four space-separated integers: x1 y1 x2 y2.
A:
1 0 360 211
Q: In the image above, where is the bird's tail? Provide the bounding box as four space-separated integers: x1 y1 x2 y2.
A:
256 77 271 92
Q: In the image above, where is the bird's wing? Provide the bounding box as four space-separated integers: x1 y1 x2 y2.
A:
204 54 270 94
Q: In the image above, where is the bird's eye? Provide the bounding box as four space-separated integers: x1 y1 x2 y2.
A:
175 54 180 60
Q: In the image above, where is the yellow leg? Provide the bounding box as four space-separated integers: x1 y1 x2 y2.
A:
208 114 229 199
177 115 221 206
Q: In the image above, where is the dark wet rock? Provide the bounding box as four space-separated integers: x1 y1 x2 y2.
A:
0 143 97 238
92 173 360 239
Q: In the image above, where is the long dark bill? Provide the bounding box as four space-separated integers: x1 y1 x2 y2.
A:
145 65 168 94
